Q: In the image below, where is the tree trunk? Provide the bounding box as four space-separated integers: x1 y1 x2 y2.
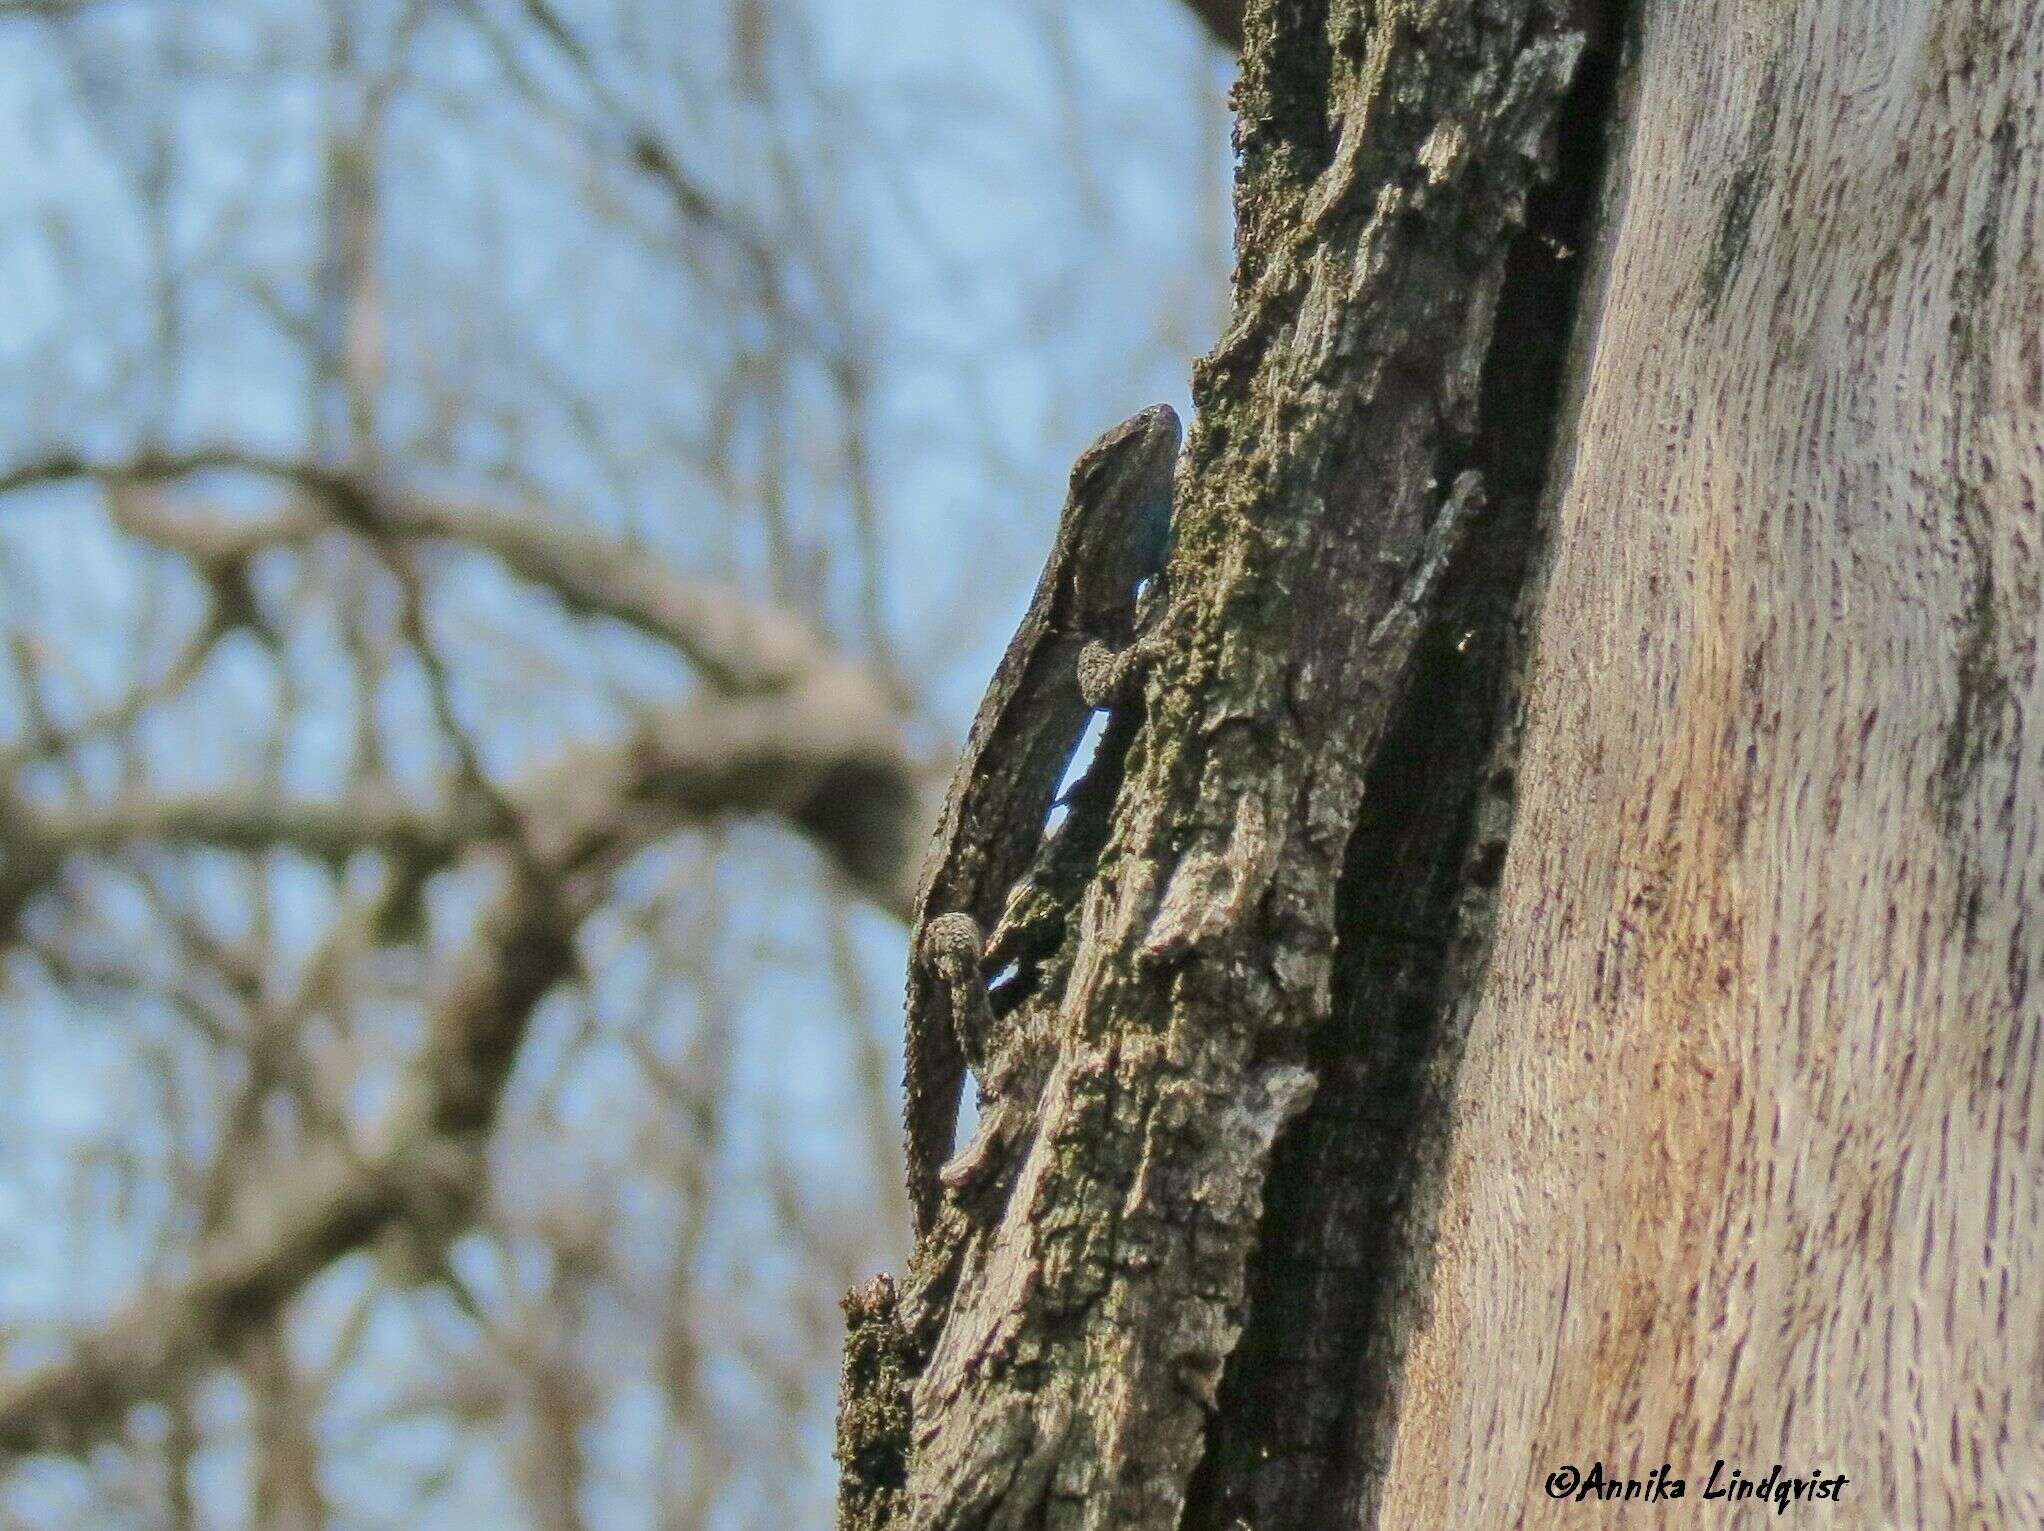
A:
842 1 2043 1527
1373 3 2044 1525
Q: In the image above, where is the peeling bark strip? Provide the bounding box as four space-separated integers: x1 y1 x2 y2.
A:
842 3 1595 1527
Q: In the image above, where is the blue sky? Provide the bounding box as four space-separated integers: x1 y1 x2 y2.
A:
0 1 1234 1524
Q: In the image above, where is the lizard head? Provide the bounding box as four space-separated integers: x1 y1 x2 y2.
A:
1063 404 1181 613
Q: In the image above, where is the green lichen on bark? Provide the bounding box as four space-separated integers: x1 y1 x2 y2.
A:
835 1275 911 1531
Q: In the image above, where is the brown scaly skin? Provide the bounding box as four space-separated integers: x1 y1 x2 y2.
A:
902 404 1180 1237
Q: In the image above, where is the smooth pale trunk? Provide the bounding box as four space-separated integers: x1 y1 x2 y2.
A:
1380 3 2043 1525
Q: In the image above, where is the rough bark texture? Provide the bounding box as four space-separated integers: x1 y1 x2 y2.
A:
846 2 1606 1527
1375 2 2044 1525
1182 19 1629 1523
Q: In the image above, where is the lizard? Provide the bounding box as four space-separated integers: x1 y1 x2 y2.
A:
903 403 1180 1237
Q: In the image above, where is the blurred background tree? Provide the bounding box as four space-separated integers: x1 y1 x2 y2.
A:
0 1 1231 1524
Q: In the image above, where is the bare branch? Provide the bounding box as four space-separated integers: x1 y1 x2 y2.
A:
0 665 929 1457
0 451 838 694
452 0 846 368
0 1125 434 1458
3 784 475 871
0 670 925 932
0 850 580 1459
386 495 832 693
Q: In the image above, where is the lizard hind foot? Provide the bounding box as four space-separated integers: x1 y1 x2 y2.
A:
919 912 995 1076
918 911 985 974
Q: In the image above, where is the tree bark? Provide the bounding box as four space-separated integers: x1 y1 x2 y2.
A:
1375 3 2044 1525
844 1 1609 1526
1179 0 1244 52
846 0 2043 1528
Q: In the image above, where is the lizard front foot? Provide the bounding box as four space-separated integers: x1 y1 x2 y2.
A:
1076 638 1145 709
1078 582 1190 710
